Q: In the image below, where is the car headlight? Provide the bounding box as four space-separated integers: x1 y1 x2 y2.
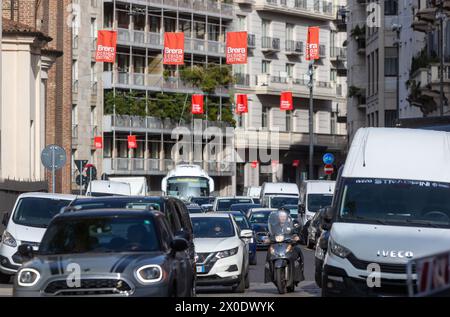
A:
216 247 239 259
2 231 17 248
329 238 351 258
275 235 284 243
135 265 163 284
17 268 40 287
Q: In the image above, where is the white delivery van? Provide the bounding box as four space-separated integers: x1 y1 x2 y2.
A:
246 187 262 204
260 183 300 209
86 180 131 197
299 180 335 224
322 128 450 297
0 193 76 282
108 177 148 196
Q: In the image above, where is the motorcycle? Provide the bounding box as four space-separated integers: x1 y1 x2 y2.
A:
264 210 305 294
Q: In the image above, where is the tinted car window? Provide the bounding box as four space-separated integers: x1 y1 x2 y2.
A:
13 198 72 228
71 198 164 212
217 199 253 211
192 217 235 238
40 217 160 254
249 212 271 224
308 194 333 213
190 197 215 205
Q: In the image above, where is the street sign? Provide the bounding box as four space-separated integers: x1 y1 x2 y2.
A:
324 164 334 175
323 153 335 165
75 160 88 173
41 145 67 194
407 250 450 297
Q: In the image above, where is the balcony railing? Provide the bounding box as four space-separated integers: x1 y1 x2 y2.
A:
285 40 303 54
261 36 280 51
257 0 334 17
330 47 347 60
235 73 250 86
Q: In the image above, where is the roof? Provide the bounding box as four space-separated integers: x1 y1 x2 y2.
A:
57 209 158 219
343 128 450 182
2 18 52 42
216 196 253 200
73 196 165 202
248 208 277 213
190 213 232 219
18 192 77 201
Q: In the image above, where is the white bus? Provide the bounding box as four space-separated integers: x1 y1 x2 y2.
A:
162 165 214 199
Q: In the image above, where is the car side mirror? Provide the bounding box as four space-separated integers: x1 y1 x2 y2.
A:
2 213 9 227
18 244 34 260
240 229 253 239
171 237 189 253
175 230 190 242
321 207 334 231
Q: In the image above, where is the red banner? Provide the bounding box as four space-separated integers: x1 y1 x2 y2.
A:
293 160 300 167
251 161 259 169
94 136 103 149
95 30 117 63
236 94 248 114
226 32 248 65
128 135 137 149
306 27 320 61
280 91 294 111
164 32 185 65
192 95 204 115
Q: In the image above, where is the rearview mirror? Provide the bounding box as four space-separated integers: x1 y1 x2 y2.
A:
240 229 253 239
18 244 34 260
171 237 189 253
2 213 9 227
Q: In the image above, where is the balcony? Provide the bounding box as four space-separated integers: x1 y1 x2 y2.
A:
285 40 303 55
319 45 327 58
114 0 233 18
356 37 366 55
254 0 335 20
261 36 280 52
248 34 256 49
235 73 251 86
330 47 347 61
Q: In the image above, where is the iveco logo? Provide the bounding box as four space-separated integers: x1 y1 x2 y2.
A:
377 250 414 258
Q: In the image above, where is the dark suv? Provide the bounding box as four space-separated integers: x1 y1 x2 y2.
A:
13 210 194 297
68 196 195 275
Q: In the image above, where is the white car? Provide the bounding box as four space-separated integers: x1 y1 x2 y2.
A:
0 193 76 282
191 213 252 293
212 197 255 212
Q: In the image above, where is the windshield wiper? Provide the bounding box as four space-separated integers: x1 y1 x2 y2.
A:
343 216 387 225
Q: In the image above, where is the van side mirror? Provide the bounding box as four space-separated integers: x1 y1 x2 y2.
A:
18 244 34 260
2 213 9 227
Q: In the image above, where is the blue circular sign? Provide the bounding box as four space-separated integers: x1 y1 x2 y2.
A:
323 153 335 165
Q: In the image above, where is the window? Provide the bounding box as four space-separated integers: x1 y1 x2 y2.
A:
149 15 161 33
385 0 398 16
385 47 398 76
262 19 270 37
286 63 294 77
286 23 294 41
262 60 271 74
330 69 337 82
385 110 397 127
237 15 247 31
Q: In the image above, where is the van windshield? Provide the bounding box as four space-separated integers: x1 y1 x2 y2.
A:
307 194 333 212
339 178 450 228
13 198 72 228
270 197 299 209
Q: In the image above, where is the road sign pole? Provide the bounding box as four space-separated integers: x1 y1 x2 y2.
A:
51 147 56 194
80 170 83 196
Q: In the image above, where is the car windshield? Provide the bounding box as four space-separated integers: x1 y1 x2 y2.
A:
232 214 251 230
71 199 163 212
167 177 209 199
249 212 271 224
270 197 299 209
191 197 215 205
217 199 253 211
13 198 72 228
40 217 160 254
192 217 235 238
339 178 450 228
307 194 333 213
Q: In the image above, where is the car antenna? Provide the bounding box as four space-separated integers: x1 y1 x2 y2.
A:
362 129 370 167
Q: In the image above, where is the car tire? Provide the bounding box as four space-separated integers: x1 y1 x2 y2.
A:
232 272 246 293
245 271 250 289
0 272 11 284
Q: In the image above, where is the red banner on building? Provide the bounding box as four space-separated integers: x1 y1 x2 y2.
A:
236 94 248 114
226 32 248 65
163 32 185 65
94 136 103 149
251 161 259 169
280 91 294 111
128 135 138 149
293 160 300 167
95 30 117 63
306 27 320 61
192 95 204 115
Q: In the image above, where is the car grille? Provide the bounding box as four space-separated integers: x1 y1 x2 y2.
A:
347 253 416 274
196 253 213 264
44 279 133 296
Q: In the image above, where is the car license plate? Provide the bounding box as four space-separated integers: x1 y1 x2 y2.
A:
196 265 206 273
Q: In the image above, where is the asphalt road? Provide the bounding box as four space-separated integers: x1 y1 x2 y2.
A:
198 246 321 297
0 246 320 297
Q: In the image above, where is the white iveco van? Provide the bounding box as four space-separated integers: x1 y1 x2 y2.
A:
322 128 450 297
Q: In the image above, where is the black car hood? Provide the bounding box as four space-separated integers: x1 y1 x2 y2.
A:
251 223 269 233
29 252 167 275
